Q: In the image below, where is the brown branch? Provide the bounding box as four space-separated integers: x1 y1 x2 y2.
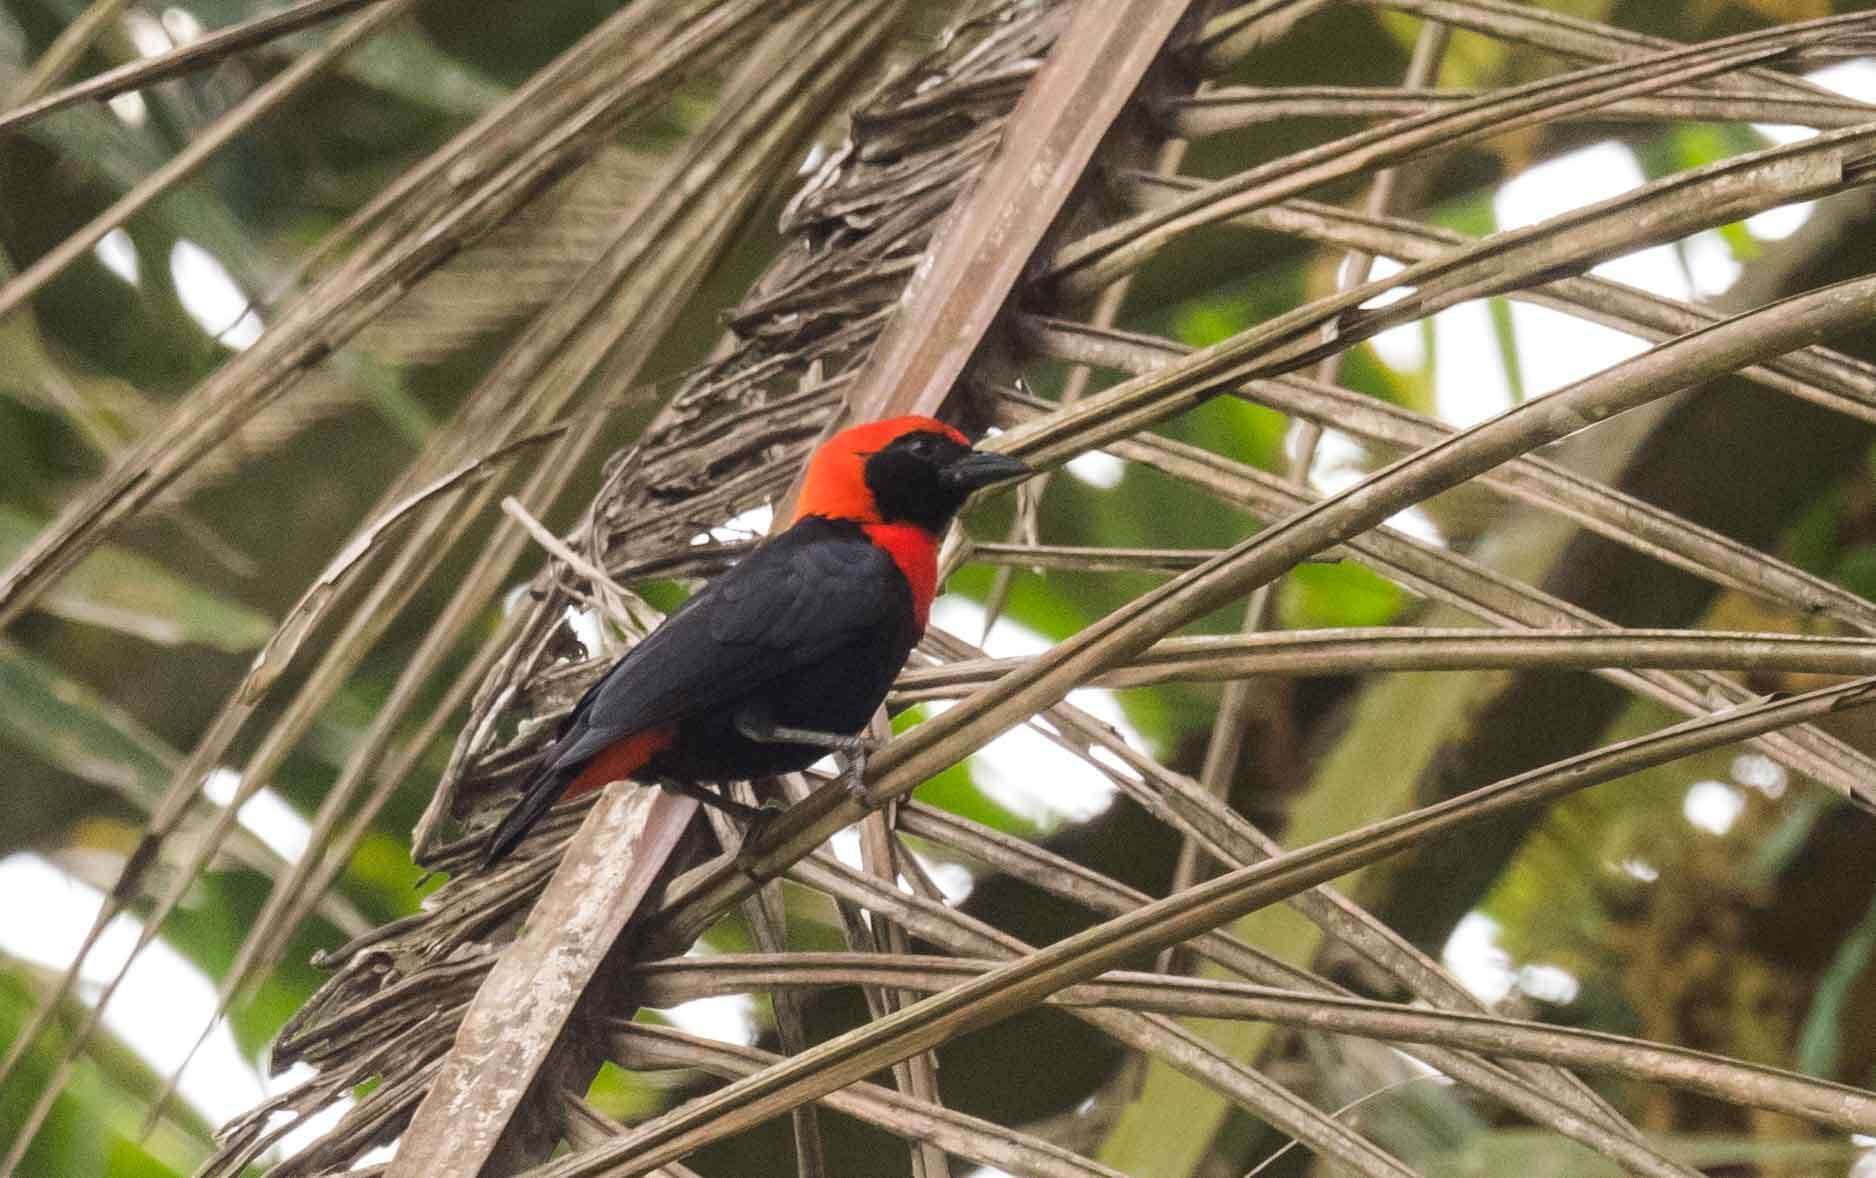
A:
387 788 700 1176
541 679 1876 1175
893 626 1876 699
835 0 1196 423
610 1023 1129 1178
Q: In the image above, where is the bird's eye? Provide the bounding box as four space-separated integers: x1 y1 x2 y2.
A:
908 437 936 458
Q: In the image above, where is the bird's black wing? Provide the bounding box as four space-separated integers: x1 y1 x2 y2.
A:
546 518 901 772
484 521 901 863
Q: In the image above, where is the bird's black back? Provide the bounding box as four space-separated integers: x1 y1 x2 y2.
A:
548 516 919 781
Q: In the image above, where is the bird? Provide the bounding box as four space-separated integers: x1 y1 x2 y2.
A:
482 415 1030 864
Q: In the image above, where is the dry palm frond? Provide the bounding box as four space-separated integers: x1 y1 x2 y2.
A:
0 0 806 628
0 0 874 1167
420 0 1085 851
359 148 660 366
0 0 397 131
251 2 1876 1175
11 0 1876 1175
228 9 1103 1174
555 677 1876 1178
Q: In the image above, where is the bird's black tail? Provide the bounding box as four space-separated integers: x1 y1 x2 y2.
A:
481 759 576 866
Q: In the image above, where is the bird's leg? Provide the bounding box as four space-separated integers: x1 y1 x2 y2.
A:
734 711 880 803
654 776 769 825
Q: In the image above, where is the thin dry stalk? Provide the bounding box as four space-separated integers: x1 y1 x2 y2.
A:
544 680 1876 1176
628 953 1876 1135
0 0 392 130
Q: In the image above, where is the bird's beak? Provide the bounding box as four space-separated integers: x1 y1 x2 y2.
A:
940 449 1031 491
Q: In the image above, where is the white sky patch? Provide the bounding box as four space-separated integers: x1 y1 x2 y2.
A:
830 826 865 873
1305 429 1368 489
1429 298 1514 428
1517 962 1580 1006
1732 752 1787 800
268 1062 357 1167
1505 302 1650 399
1365 257 1425 371
1368 321 1425 374
1750 121 1815 147
94 228 141 286
356 1142 397 1168
1590 241 1689 301
1809 58 1876 103
1385 505 1444 545
915 697 1117 828
1745 201 1815 242
695 502 775 547
1618 857 1659 883
1683 780 1746 836
203 767 312 863
107 91 148 127
653 944 759 1046
1682 229 1742 297
962 1168 1015 1178
720 501 775 537
928 599 1140 828
170 241 263 349
0 854 266 1124
834 827 974 903
1356 279 1418 311
1497 140 1688 300
1488 141 1692 411
662 992 758 1046
563 604 607 659
122 9 174 57
1064 450 1125 490
161 6 204 43
1441 911 1515 1005
1306 432 1444 544
1747 60 1876 149
908 853 974 905
797 139 829 176
1497 141 1640 231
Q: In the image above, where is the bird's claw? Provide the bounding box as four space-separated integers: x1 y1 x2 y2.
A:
837 746 874 807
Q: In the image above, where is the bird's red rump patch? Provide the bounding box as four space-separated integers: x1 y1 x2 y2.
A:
562 723 676 800
863 522 939 626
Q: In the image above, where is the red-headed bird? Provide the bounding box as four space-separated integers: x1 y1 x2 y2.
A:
483 416 1029 864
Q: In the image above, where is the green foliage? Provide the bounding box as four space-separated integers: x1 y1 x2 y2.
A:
0 637 177 796
1276 560 1408 629
1798 890 1876 1079
0 508 272 650
0 964 212 1178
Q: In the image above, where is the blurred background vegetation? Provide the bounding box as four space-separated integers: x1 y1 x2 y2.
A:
6 0 1876 1175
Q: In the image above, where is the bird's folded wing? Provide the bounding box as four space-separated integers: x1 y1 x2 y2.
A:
549 525 899 771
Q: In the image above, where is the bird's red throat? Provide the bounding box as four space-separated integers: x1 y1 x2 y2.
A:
861 522 938 626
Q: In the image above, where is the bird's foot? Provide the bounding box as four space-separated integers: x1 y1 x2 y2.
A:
733 712 881 805
836 744 874 807
735 714 877 758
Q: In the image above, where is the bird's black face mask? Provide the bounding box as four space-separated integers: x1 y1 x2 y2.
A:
862 430 1029 532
